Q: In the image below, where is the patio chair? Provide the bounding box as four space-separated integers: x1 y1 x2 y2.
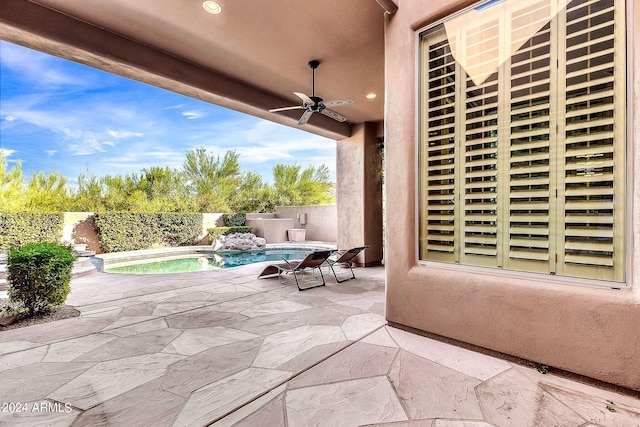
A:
257 250 333 291
323 246 368 283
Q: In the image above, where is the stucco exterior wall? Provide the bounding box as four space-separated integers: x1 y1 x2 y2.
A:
245 218 294 243
337 123 384 265
63 212 101 253
275 205 337 243
200 213 224 244
385 0 640 390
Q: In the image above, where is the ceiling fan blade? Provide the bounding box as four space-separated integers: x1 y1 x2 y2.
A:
269 105 304 113
298 109 314 125
322 99 354 108
294 92 314 105
319 108 347 122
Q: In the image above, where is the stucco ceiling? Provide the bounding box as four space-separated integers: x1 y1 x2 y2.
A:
0 0 387 139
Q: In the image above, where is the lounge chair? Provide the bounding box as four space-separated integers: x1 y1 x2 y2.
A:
323 246 368 283
257 250 333 291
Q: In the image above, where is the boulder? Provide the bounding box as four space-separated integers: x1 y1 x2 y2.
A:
215 233 266 252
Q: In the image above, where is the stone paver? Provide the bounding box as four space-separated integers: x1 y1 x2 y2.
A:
0 262 639 426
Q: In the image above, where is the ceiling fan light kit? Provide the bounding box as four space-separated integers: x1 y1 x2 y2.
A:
269 60 353 125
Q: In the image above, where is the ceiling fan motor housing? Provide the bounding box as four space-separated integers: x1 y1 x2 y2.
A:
310 96 324 110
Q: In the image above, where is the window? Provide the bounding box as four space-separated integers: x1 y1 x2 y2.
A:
419 0 626 283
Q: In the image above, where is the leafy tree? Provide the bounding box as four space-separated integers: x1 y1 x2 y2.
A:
182 147 243 212
0 157 70 212
99 174 148 211
0 148 336 214
139 166 179 199
271 164 334 206
23 170 71 212
72 171 103 212
231 171 274 213
137 166 192 212
0 157 25 212
71 166 192 212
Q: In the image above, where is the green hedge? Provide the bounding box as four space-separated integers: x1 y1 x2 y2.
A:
156 213 203 247
208 226 253 243
8 243 75 316
223 213 246 227
0 213 64 253
95 213 203 252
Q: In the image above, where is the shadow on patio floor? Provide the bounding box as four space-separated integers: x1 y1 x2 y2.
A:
0 263 639 426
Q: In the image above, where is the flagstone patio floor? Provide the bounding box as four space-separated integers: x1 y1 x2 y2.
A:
1 262 639 426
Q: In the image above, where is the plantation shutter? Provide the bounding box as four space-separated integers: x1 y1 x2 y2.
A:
460 20 500 267
558 0 625 281
419 0 625 284
506 1 555 273
420 27 457 263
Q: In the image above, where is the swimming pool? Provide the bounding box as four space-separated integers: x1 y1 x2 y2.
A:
103 247 327 274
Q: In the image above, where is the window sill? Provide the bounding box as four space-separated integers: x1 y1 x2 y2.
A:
414 260 629 291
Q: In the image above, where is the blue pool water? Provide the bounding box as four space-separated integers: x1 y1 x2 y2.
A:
105 249 318 274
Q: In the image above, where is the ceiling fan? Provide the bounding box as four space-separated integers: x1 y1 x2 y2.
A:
269 60 353 125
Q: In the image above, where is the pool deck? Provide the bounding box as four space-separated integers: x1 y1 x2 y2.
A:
1 262 640 426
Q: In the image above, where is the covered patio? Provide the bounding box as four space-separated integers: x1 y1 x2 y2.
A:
1 265 639 426
2 0 640 411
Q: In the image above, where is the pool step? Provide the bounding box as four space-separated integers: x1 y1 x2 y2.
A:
73 257 99 278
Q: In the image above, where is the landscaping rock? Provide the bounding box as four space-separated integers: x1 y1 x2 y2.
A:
215 233 266 252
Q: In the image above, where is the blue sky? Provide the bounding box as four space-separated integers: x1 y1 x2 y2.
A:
0 41 335 185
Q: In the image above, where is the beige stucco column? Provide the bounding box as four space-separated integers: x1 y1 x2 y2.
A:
336 122 384 266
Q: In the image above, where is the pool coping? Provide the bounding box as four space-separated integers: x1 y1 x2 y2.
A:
93 242 337 271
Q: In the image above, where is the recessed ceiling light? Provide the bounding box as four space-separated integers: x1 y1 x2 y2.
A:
202 1 222 14
366 93 377 99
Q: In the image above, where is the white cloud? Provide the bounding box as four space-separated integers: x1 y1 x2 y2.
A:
146 150 184 160
0 96 154 158
107 129 144 139
44 150 57 156
68 137 109 156
3 116 15 122
98 145 184 171
183 111 204 119
237 146 295 162
0 41 84 87
238 121 334 162
2 100 81 135
0 148 16 157
101 150 181 163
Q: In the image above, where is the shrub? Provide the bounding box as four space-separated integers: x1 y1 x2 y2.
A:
208 226 253 243
7 242 75 316
95 213 156 252
223 213 246 227
0 212 64 253
95 212 203 252
157 213 202 246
